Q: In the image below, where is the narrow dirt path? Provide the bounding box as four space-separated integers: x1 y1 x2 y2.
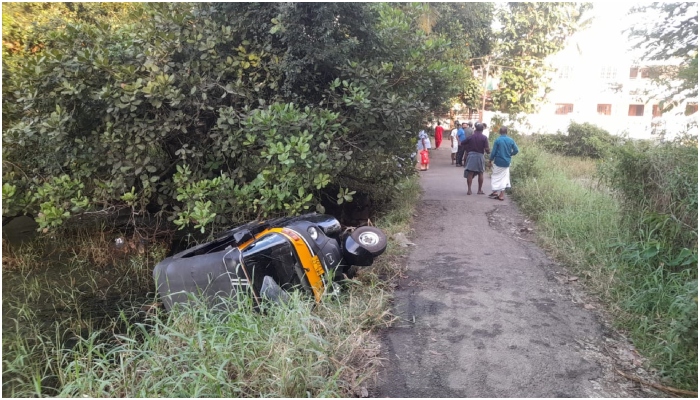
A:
372 146 662 397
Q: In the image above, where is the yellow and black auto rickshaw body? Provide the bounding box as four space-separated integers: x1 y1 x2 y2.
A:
154 213 387 310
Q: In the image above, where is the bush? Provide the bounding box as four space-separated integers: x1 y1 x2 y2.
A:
533 132 569 155
509 142 546 187
534 122 622 159
567 122 622 158
600 141 698 250
2 3 470 233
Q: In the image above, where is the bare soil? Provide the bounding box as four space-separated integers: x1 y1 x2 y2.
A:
370 146 664 398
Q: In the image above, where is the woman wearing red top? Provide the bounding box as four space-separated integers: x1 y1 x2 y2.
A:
434 121 443 149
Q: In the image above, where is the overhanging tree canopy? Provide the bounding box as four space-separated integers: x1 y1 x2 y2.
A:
2 3 492 233
627 2 698 114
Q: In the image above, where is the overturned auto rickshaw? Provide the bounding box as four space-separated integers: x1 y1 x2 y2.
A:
153 213 387 310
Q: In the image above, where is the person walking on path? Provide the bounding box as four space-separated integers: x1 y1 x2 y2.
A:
434 121 444 149
449 122 459 164
455 122 467 167
464 121 474 140
489 126 519 201
460 121 474 167
416 130 431 171
462 122 490 195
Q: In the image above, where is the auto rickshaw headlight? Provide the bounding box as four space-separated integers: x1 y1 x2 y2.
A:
307 226 319 240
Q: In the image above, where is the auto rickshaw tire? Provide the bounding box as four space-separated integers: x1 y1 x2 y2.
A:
350 226 387 257
344 265 358 279
333 265 355 281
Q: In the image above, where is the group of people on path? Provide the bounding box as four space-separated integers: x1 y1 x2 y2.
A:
417 119 519 201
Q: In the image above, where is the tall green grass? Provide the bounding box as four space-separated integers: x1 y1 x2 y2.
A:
511 144 623 286
2 231 167 397
2 176 421 397
510 141 698 391
49 288 390 398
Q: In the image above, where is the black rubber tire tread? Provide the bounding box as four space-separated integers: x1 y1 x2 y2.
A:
350 226 387 257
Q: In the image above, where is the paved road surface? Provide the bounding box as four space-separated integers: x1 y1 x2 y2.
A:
373 145 658 397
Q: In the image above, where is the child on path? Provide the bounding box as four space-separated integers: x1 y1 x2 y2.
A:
417 130 431 171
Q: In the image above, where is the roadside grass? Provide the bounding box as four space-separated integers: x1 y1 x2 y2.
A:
511 146 622 288
2 176 420 397
510 143 698 391
369 176 421 282
49 292 377 397
2 230 165 397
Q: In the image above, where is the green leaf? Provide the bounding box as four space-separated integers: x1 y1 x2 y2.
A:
640 245 660 260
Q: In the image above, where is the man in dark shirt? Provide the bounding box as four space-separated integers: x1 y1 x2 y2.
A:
462 122 490 195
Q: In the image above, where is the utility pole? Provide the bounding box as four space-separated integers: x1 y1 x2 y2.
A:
480 57 490 123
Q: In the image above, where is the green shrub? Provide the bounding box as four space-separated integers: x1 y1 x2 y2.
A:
565 122 621 159
610 240 698 388
600 141 698 250
533 122 622 159
509 143 546 187
533 132 569 155
2 3 470 234
598 140 698 387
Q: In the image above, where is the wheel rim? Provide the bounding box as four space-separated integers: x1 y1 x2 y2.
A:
358 231 380 246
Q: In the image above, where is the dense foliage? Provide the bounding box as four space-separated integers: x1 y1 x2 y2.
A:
3 3 590 232
2 3 492 233
601 141 698 252
430 2 495 110
603 143 698 386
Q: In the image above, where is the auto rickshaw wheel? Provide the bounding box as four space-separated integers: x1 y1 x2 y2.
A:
351 226 387 257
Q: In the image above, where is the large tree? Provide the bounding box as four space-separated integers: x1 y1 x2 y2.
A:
626 2 698 114
430 2 495 111
489 2 591 115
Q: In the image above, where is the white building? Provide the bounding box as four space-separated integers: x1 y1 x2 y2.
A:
487 3 698 140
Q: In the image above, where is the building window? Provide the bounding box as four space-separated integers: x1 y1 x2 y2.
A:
629 67 639 78
686 102 698 115
652 104 663 117
600 66 617 80
640 68 650 78
597 104 612 115
628 104 644 116
555 103 574 115
557 66 573 79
